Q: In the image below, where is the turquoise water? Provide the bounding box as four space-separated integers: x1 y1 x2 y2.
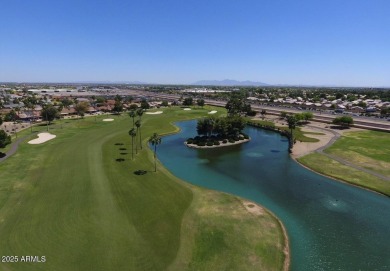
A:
156 120 390 271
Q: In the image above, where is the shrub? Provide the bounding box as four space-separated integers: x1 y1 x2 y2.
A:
246 110 257 116
187 139 193 144
214 141 220 146
0 152 6 158
243 135 249 139
197 141 206 146
233 136 239 141
222 139 228 144
238 135 244 140
228 138 236 143
206 141 214 146
134 170 147 175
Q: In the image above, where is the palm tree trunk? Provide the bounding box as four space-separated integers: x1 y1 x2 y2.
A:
131 137 134 160
139 128 142 150
154 145 157 172
135 130 138 155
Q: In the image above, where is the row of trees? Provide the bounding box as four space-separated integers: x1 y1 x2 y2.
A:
128 109 144 159
332 116 354 127
182 97 205 108
280 111 313 123
127 109 162 172
225 92 255 116
196 116 246 138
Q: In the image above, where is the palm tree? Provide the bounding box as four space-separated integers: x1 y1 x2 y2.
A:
129 110 136 128
135 120 141 151
136 109 144 149
148 133 162 172
286 115 297 143
129 128 137 160
261 109 267 120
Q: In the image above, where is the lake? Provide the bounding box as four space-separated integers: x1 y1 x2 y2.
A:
157 120 390 271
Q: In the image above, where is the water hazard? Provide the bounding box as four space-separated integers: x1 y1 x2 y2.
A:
157 120 390 271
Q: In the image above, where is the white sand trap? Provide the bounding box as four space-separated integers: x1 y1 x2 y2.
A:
183 108 192 111
103 118 114 122
208 110 217 114
28 133 56 144
145 111 163 115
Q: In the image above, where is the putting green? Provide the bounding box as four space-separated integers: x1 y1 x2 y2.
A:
0 107 287 271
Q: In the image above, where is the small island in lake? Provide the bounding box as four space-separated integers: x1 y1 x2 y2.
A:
185 115 250 148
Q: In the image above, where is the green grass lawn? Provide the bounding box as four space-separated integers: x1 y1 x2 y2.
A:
298 153 390 197
278 126 322 143
0 106 286 271
247 118 322 143
324 130 390 177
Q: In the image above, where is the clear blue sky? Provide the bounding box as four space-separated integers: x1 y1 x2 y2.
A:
1 0 389 86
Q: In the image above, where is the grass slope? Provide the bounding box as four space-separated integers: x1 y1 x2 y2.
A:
298 153 390 197
0 106 286 271
324 130 390 177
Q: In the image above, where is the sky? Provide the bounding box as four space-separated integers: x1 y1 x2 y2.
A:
0 0 389 87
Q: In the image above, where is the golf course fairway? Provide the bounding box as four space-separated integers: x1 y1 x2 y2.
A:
0 106 287 271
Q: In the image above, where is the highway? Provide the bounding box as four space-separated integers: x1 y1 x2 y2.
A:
126 89 390 132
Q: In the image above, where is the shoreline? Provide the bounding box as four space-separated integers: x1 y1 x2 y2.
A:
293 158 389 198
283 122 389 197
184 138 250 149
157 120 291 269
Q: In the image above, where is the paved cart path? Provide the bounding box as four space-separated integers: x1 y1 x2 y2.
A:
0 134 36 163
304 125 390 181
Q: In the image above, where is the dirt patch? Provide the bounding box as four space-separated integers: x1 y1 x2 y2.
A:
242 200 264 216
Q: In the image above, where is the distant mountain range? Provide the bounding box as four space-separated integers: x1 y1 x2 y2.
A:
71 80 150 85
192 79 269 86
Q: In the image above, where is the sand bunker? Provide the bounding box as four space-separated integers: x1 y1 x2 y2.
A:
145 111 163 115
103 119 114 122
28 133 56 144
208 110 217 114
183 108 192 111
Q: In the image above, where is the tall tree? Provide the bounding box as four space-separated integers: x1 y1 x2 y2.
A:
136 109 144 149
148 133 162 172
74 102 89 119
261 109 267 120
41 105 59 128
286 115 297 139
129 128 137 160
197 98 205 108
113 100 123 115
129 110 136 128
183 97 193 106
140 99 150 110
135 120 141 154
0 130 11 148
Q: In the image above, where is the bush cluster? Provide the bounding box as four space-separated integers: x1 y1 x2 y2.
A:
186 133 250 147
